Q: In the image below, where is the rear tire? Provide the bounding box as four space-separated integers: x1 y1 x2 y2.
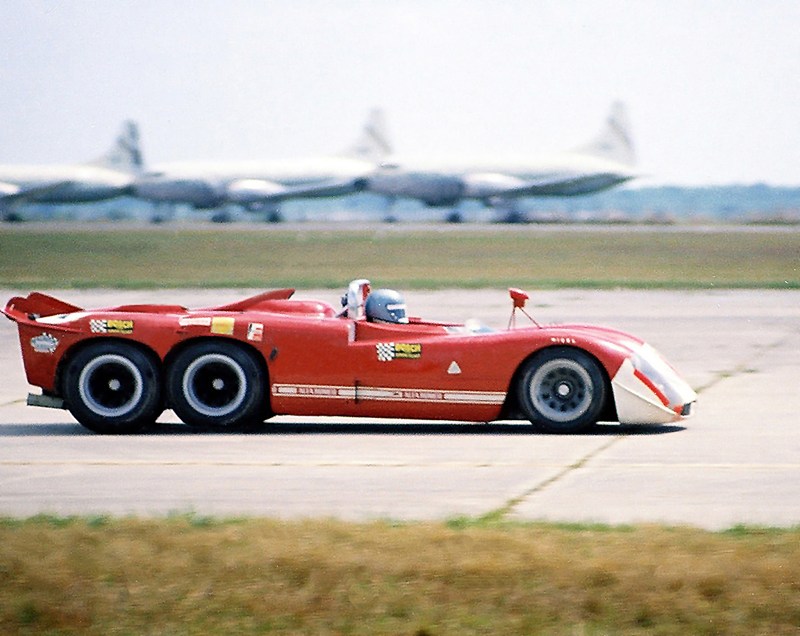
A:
167 341 267 430
62 341 162 434
517 348 606 434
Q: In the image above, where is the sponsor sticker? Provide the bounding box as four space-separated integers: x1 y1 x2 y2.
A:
179 316 213 327
247 322 264 342
376 342 422 362
211 317 235 335
90 319 134 334
30 332 59 354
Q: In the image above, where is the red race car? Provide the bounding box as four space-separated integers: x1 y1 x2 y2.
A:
4 280 696 435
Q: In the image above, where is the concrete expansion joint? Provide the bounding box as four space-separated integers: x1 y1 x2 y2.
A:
697 363 753 394
481 436 624 522
696 331 794 395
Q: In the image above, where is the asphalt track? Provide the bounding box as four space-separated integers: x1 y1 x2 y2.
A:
1 288 799 530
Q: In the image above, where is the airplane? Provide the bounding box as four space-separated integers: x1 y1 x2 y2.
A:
0 121 141 217
366 102 637 209
132 109 391 212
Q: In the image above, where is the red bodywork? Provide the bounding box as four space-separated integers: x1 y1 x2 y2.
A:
4 288 645 423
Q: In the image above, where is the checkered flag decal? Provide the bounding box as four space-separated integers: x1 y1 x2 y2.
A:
90 319 107 333
376 342 395 362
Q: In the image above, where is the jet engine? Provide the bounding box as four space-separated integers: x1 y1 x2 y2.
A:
133 175 227 209
368 172 465 207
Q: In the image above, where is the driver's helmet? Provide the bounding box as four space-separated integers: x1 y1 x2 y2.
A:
365 289 408 324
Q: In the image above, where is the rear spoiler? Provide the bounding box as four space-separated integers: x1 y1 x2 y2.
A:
3 292 83 322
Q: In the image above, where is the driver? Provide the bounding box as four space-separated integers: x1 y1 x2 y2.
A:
365 289 409 324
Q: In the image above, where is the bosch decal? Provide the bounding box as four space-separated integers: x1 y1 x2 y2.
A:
90 319 134 334
376 342 422 362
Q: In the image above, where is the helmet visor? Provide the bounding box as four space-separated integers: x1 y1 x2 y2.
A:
386 302 408 323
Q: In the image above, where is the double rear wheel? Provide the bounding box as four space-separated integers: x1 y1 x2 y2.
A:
62 341 163 434
167 341 268 430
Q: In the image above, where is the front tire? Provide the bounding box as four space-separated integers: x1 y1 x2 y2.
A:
167 341 266 430
62 341 162 434
517 348 606 433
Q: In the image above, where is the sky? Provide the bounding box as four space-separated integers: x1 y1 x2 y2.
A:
0 0 798 187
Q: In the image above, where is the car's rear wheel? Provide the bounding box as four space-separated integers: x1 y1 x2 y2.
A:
517 347 606 433
62 341 162 434
167 341 267 430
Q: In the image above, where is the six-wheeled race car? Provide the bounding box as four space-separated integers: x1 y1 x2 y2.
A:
3 280 696 434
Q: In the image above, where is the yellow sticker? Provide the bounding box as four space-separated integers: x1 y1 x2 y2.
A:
376 342 422 361
90 318 134 334
211 317 235 335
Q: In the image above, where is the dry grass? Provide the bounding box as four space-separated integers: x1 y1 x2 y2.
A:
1 225 798 289
2 516 799 635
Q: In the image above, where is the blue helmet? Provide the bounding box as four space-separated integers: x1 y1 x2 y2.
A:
365 289 408 324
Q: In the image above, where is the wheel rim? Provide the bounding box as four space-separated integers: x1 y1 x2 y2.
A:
182 353 247 418
529 358 594 423
78 354 144 418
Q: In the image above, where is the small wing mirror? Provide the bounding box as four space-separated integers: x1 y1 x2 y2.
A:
509 288 529 309
507 288 540 329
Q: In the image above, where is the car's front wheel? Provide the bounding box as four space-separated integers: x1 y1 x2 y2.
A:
62 341 163 434
167 341 267 430
517 347 606 433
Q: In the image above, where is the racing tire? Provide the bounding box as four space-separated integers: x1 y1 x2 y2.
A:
62 341 163 434
517 347 606 434
167 341 267 430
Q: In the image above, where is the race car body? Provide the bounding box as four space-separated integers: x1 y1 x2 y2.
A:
3 282 696 434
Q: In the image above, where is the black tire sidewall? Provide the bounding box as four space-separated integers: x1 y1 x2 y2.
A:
62 341 162 434
518 347 606 433
167 340 266 429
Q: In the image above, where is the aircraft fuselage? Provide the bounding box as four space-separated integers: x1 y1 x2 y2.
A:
367 152 635 206
133 156 373 208
0 164 133 203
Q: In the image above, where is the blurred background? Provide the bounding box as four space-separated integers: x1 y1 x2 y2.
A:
1 0 799 223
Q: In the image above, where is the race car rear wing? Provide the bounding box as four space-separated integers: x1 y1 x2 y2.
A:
3 292 83 322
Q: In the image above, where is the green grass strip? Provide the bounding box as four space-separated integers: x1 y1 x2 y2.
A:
2 225 799 289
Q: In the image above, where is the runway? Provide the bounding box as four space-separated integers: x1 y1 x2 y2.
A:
1 288 799 529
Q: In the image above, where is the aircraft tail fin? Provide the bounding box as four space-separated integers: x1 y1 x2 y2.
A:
341 108 392 162
577 101 636 166
89 120 143 173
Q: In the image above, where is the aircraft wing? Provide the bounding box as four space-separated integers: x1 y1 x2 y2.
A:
225 177 366 207
462 171 634 200
0 180 75 203
0 182 20 198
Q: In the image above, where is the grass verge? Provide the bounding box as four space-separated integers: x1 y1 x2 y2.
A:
1 225 799 289
2 515 800 635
